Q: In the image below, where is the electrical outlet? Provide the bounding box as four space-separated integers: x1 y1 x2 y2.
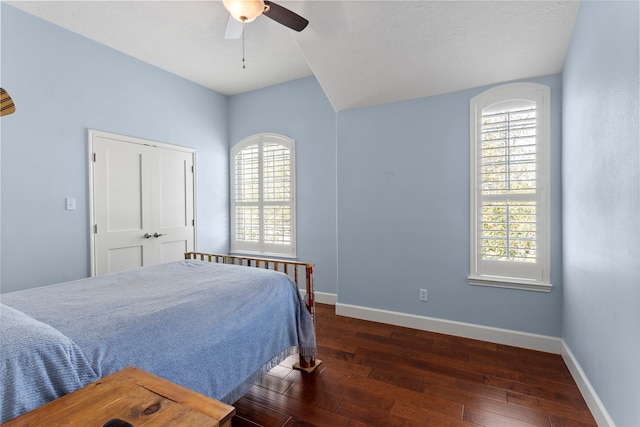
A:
419 288 428 301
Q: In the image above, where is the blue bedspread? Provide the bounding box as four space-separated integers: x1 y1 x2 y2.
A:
0 305 98 422
0 260 316 423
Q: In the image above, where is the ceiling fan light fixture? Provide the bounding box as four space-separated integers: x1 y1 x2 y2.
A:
223 0 265 23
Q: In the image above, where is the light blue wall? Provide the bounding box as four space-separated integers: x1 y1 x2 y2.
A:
0 4 230 293
230 72 564 336
228 77 338 295
562 1 640 426
337 75 564 336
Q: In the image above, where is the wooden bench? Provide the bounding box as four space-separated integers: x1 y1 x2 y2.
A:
2 367 235 426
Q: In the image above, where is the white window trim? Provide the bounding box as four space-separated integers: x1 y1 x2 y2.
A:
230 133 297 259
469 83 552 292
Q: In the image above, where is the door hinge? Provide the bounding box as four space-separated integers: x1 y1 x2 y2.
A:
192 219 195 226
191 165 194 173
93 153 96 162
94 224 98 234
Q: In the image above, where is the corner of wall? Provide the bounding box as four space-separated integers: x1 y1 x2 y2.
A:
561 341 616 427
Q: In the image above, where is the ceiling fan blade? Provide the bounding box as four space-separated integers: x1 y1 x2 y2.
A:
0 88 16 116
263 1 308 32
224 14 243 39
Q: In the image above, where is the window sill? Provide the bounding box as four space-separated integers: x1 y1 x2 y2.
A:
468 275 553 293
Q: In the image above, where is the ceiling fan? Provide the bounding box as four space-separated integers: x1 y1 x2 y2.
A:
223 0 309 39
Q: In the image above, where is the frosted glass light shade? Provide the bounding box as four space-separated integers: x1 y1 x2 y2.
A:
223 0 265 23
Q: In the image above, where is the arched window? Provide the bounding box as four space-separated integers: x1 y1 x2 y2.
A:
230 133 296 257
469 83 551 292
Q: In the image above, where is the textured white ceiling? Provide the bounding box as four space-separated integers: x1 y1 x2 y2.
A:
6 0 580 111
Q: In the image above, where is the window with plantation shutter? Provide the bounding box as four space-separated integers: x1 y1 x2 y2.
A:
231 133 296 257
470 83 551 292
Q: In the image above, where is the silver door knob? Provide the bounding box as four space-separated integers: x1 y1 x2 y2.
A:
143 233 152 239
153 232 166 238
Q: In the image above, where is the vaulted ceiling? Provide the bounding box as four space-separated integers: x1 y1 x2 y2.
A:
7 0 580 111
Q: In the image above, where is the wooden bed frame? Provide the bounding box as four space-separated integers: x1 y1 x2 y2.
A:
184 252 320 372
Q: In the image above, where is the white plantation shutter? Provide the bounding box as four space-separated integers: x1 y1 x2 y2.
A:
262 143 292 246
481 106 537 263
470 83 551 291
231 134 296 257
234 144 260 244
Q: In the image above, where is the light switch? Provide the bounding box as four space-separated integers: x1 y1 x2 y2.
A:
65 197 76 211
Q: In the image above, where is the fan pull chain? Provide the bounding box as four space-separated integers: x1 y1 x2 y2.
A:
242 20 246 69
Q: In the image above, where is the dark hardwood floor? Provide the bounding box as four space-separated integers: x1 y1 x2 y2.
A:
232 303 597 427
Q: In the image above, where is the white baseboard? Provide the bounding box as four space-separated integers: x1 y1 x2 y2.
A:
299 290 337 305
561 342 615 427
335 302 563 354
314 291 337 305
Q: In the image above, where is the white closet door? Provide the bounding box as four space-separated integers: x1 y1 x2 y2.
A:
152 146 195 264
90 131 196 276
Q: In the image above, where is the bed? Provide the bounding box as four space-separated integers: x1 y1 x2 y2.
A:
0 253 317 423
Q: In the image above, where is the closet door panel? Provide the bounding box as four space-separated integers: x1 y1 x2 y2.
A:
92 135 153 276
151 147 195 265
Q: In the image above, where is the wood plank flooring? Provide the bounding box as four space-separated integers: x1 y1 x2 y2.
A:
232 303 597 427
